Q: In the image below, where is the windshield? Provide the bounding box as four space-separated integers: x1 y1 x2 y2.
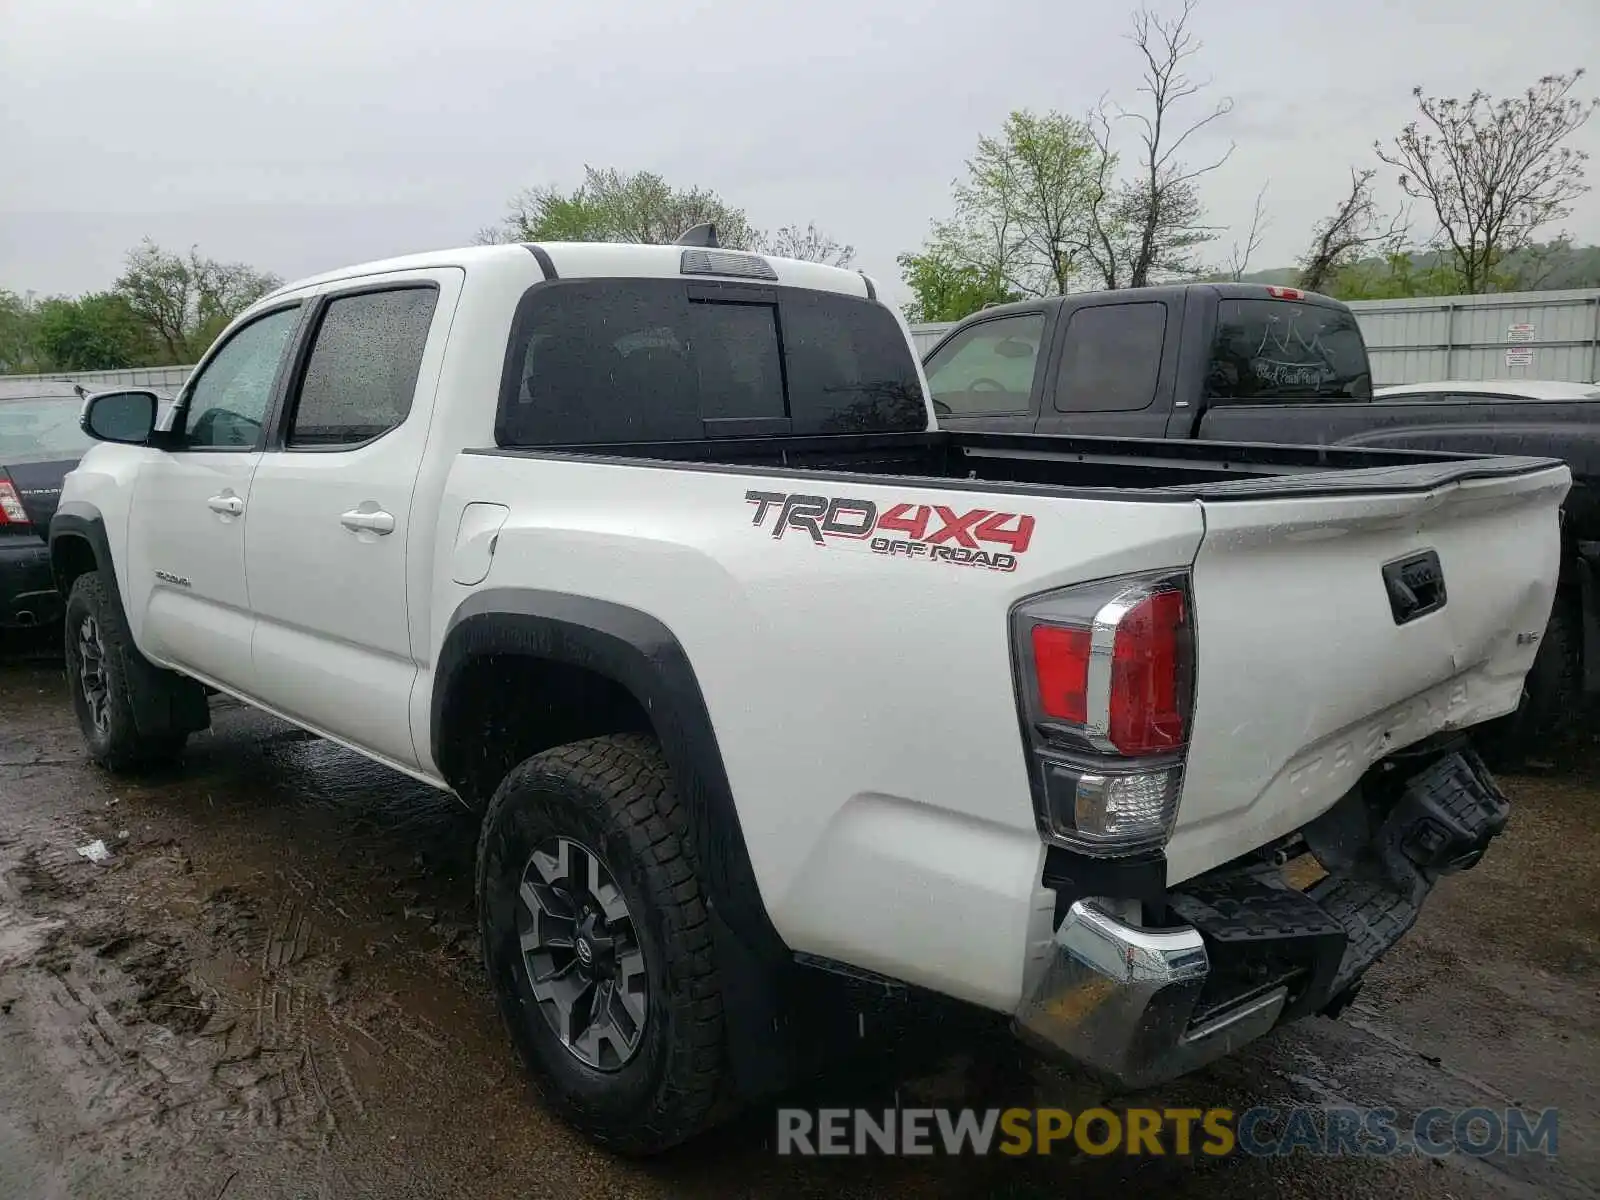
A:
0 397 95 464
1206 299 1372 403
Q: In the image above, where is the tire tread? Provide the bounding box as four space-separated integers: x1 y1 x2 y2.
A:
475 733 725 1154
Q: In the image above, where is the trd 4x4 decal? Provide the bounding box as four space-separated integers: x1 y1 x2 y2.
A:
744 490 1034 573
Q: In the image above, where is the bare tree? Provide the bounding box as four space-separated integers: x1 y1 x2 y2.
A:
1297 168 1409 293
1226 183 1270 281
758 222 856 267
1376 71 1597 293
114 240 280 361
1079 99 1135 289
1119 0 1235 286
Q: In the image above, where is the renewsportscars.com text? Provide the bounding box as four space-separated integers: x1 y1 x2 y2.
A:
775 1105 1559 1159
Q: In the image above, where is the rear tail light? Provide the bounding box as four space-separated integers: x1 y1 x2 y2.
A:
1011 571 1195 854
1266 285 1305 299
0 479 29 526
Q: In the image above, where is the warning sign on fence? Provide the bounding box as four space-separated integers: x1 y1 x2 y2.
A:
1505 346 1535 367
1506 323 1536 343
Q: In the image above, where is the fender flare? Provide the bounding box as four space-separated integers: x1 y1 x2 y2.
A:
47 501 209 737
49 501 116 596
433 588 807 1096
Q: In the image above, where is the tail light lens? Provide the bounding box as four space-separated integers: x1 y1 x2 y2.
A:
1107 588 1187 755
0 479 29 526
1011 571 1195 854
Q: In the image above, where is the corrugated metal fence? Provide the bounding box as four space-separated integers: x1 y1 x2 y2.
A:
0 365 193 398
910 287 1600 386
1352 289 1600 384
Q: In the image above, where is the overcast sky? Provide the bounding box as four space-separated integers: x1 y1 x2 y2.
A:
3 0 1598 310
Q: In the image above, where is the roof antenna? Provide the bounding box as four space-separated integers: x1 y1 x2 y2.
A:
675 222 720 248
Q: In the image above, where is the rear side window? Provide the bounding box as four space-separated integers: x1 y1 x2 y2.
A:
1206 300 1371 404
1053 302 1166 413
497 280 925 446
288 287 438 447
923 313 1043 416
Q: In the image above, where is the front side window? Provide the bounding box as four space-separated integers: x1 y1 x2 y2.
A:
287 288 438 447
181 305 300 449
1206 300 1371 404
923 314 1044 416
497 280 926 446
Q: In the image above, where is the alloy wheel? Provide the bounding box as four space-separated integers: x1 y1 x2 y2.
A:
516 837 649 1070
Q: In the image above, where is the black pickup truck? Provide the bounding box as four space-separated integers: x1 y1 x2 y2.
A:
923 282 1600 760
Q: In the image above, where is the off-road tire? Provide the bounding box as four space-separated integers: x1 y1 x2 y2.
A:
1477 595 1582 770
476 734 725 1155
63 571 190 771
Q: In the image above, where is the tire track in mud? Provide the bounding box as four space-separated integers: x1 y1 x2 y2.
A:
0 822 373 1163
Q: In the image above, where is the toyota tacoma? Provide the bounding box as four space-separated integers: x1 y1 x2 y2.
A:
50 237 1567 1153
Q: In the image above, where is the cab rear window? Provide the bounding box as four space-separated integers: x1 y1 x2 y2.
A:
496 279 926 445
1206 300 1371 404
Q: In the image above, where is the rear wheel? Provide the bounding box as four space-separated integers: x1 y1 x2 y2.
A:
476 734 726 1154
63 571 190 771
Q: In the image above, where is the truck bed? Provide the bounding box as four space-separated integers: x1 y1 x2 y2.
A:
473 428 1553 499
447 423 1567 1001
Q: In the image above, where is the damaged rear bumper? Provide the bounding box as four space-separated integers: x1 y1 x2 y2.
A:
1012 749 1509 1088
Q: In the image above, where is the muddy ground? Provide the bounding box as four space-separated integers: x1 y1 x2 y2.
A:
0 638 1596 1200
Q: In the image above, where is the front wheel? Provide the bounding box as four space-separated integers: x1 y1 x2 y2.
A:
63 571 189 771
476 734 726 1154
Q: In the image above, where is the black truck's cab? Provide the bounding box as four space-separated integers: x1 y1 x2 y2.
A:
924 283 1600 760
924 283 1372 439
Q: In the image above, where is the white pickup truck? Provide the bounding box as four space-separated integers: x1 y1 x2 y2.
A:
51 238 1566 1154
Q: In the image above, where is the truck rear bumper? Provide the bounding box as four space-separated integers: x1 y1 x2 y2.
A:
1013 749 1509 1088
1013 899 1287 1087
0 539 60 628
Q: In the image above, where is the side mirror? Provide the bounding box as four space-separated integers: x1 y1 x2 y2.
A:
81 390 159 445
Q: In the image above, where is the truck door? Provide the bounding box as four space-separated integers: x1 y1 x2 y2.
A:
1033 299 1177 437
243 268 463 770
125 302 305 689
922 311 1047 434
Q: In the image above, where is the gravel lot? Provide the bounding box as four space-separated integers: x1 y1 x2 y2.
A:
1 639 1596 1199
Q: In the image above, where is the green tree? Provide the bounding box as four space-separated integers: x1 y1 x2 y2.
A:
483 166 854 263
114 240 281 362
895 247 1019 322
484 165 761 249
0 290 45 373
919 109 1101 299
1377 71 1598 293
1328 251 1463 300
34 292 154 371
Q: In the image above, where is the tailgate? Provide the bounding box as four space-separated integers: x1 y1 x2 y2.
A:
1167 459 1570 884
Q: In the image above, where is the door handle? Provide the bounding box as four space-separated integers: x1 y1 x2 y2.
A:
207 493 244 516
341 508 396 535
